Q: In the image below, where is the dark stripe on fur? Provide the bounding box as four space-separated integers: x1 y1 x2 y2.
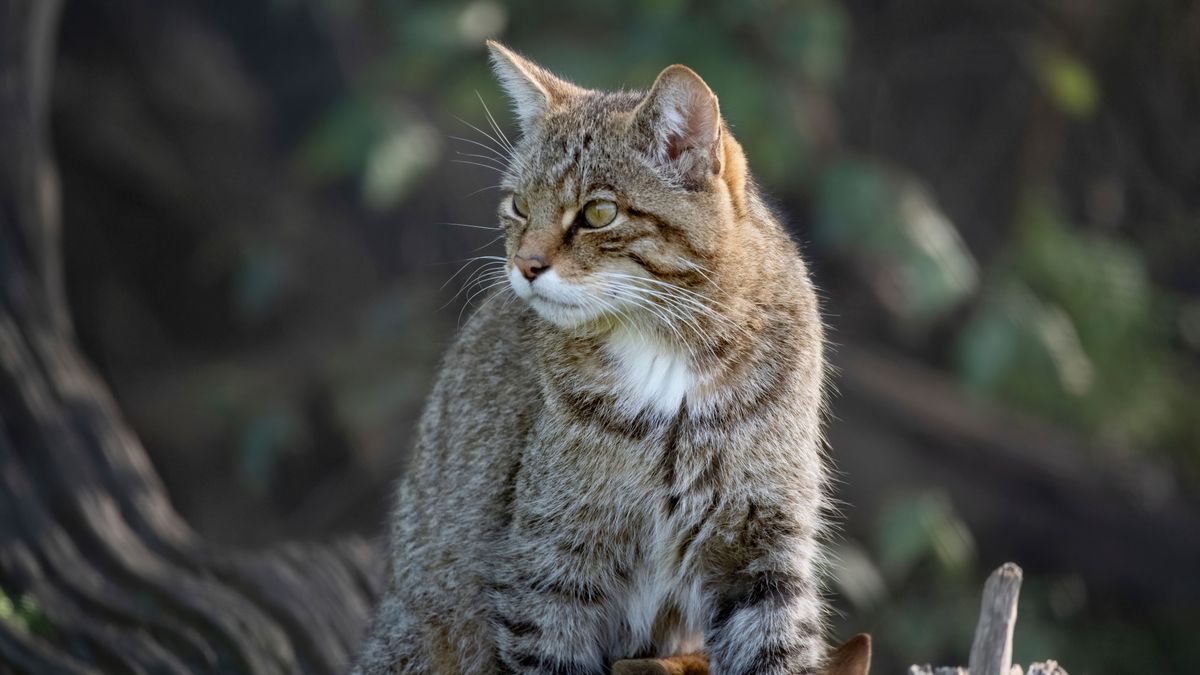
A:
495 451 524 532
552 384 658 440
693 346 795 429
710 569 811 632
657 400 689 498
664 492 681 516
744 503 810 555
734 637 820 675
676 494 719 563
626 207 706 262
495 612 541 638
690 450 724 492
542 578 606 606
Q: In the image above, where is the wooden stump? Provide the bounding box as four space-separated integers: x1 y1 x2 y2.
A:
909 564 1068 675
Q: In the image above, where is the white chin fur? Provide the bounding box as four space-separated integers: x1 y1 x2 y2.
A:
508 265 697 415
508 266 602 328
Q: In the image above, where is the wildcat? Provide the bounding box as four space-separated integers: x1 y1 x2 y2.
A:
353 42 836 675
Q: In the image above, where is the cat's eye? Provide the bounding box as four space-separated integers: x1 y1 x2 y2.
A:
582 199 617 228
512 193 529 218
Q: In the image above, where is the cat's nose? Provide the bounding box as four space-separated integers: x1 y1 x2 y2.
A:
515 254 550 281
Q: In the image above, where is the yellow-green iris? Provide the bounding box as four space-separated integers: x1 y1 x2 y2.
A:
582 199 617 228
512 193 529 217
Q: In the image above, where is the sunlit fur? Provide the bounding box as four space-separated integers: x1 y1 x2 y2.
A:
354 42 831 675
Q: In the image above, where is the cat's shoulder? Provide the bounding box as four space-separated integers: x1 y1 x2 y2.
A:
440 290 539 372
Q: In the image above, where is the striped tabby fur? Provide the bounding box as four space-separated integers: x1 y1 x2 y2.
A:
353 42 832 675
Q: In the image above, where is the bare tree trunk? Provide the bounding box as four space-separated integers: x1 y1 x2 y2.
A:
0 2 382 673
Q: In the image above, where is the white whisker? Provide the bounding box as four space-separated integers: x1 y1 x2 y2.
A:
476 91 517 156
453 116 529 173
598 271 749 336
439 255 507 290
675 257 728 295
459 276 512 325
443 265 508 310
447 135 511 163
438 222 499 231
605 284 700 336
474 283 516 317
451 159 511 175
602 284 696 355
462 184 505 198
455 151 511 169
468 235 505 253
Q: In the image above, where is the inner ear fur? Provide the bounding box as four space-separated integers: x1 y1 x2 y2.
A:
633 64 724 185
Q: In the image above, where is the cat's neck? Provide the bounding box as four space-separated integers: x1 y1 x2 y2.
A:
534 272 805 420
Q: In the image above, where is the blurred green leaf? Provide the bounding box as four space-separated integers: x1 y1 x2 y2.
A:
831 541 889 610
0 589 51 637
234 245 292 322
456 0 508 44
1037 50 1099 118
296 95 384 181
362 119 441 212
956 191 1197 462
816 159 901 249
876 491 976 581
238 407 301 495
772 1 849 86
817 160 978 327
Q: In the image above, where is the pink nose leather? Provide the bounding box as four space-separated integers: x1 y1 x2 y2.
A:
515 254 549 281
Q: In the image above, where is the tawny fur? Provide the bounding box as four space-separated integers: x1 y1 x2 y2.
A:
353 42 831 675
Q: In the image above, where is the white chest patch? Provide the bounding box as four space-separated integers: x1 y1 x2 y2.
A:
604 327 695 417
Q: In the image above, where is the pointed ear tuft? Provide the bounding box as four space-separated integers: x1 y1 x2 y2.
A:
633 64 722 187
486 41 580 135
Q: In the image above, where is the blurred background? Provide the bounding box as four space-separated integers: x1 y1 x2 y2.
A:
36 0 1200 671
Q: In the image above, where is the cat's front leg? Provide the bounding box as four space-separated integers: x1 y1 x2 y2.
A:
487 543 616 675
702 503 825 675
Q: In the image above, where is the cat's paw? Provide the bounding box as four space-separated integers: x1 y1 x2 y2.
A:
611 653 709 675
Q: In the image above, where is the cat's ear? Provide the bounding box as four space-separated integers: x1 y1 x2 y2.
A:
633 64 723 187
486 41 579 134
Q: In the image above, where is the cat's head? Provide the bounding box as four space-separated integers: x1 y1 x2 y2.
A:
485 41 751 333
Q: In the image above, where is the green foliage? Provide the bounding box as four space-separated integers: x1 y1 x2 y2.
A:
296 95 439 211
234 244 293 322
296 94 383 182
875 491 975 582
1036 49 1099 118
816 160 978 329
772 1 848 86
238 406 302 495
955 192 1199 470
0 588 51 638
295 0 852 201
